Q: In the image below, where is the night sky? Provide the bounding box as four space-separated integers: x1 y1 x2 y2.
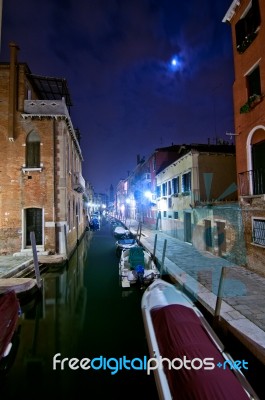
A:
0 0 235 194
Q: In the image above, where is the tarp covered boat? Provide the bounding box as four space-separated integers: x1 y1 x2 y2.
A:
141 279 258 400
119 246 160 288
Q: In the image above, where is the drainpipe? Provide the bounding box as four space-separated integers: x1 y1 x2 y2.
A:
8 41 19 142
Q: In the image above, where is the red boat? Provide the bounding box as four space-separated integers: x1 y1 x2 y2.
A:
0 290 20 361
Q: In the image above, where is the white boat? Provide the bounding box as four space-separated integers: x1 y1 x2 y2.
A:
141 279 259 400
113 226 130 238
119 246 160 288
115 237 138 257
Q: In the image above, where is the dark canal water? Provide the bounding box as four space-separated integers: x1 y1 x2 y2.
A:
0 218 159 400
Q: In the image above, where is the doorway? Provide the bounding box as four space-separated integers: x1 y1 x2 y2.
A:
25 208 43 246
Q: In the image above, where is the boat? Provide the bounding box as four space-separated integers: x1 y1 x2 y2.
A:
115 237 138 257
113 225 130 238
141 278 259 400
0 277 41 303
0 291 20 363
119 246 160 288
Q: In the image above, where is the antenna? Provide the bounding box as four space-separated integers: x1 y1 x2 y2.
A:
225 132 239 140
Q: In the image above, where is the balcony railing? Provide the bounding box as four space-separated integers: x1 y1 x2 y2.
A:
238 169 265 196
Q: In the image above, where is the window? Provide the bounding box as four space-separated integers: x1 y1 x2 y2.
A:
172 177 179 194
240 65 262 113
162 183 167 196
156 185 161 198
247 66 261 98
168 197 172 208
235 0 260 54
182 172 191 193
173 211 179 219
252 218 265 246
26 131 40 168
168 181 172 195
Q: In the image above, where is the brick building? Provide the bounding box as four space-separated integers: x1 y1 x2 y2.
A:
0 43 86 257
223 0 265 276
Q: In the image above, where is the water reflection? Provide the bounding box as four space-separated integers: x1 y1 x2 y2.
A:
1 232 92 397
1 226 158 399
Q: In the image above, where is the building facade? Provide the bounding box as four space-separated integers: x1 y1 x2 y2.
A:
119 146 186 227
223 0 265 275
0 43 86 257
156 144 246 265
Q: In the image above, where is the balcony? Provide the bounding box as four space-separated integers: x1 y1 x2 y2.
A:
73 173 86 193
24 99 69 116
238 169 265 196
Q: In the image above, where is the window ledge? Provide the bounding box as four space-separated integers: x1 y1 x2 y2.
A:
251 242 265 249
22 167 43 173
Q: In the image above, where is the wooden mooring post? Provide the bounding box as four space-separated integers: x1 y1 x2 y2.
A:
30 231 42 288
152 233 157 261
213 266 227 328
137 222 142 241
160 239 167 276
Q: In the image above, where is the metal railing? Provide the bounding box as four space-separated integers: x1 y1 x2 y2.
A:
238 169 265 196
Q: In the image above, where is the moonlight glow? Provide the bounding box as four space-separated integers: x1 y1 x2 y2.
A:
169 55 182 72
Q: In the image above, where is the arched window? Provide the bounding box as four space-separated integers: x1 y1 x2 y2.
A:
26 131 40 168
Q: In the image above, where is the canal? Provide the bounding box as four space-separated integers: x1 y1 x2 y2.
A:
0 217 159 400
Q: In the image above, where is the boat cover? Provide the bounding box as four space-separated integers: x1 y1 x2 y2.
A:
128 247 145 269
151 304 249 400
0 291 20 360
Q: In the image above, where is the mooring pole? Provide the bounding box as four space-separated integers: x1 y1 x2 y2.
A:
153 233 157 260
30 231 41 288
214 266 227 326
137 222 142 241
160 239 167 276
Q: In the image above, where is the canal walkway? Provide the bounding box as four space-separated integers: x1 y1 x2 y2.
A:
0 219 265 366
127 219 265 365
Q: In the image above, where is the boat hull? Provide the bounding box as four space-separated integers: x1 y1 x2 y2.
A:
0 291 20 361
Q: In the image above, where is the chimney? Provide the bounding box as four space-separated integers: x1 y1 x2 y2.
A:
8 42 19 141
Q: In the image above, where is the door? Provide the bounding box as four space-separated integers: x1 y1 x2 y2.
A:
184 212 192 243
204 219 212 251
216 221 226 257
252 140 265 194
26 208 43 246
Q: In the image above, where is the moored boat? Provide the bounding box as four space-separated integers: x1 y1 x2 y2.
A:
141 278 259 400
0 291 20 362
119 246 160 288
115 237 139 257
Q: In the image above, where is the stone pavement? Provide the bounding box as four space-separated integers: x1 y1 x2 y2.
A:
0 254 65 279
127 219 265 365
